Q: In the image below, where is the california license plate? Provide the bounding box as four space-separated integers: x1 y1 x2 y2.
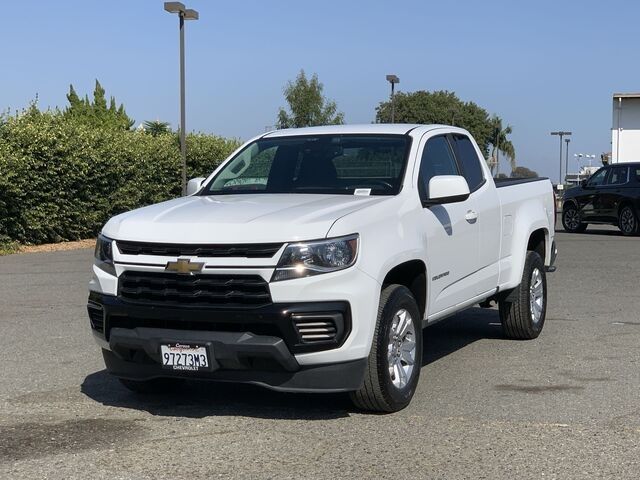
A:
160 343 209 371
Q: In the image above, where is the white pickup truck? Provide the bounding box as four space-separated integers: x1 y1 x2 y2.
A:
88 124 557 412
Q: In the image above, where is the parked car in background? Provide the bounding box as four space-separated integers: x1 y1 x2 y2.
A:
88 124 557 412
562 162 640 235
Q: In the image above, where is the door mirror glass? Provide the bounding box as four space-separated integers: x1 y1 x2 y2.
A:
186 177 206 196
424 175 470 206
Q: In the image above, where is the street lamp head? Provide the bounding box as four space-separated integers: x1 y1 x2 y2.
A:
183 8 199 20
386 74 399 84
164 2 185 13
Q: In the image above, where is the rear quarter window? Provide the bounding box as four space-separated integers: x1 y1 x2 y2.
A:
451 134 485 191
606 166 629 185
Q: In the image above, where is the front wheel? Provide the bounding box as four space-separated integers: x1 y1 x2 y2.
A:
350 284 422 413
562 204 587 233
499 251 547 340
618 205 638 236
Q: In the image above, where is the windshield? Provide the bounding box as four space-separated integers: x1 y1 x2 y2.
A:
202 134 411 196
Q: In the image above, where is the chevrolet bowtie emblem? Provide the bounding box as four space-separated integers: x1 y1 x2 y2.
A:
165 258 204 275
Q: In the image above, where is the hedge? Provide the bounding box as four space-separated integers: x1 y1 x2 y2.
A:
0 107 241 244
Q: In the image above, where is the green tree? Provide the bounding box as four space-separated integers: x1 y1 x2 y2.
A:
488 115 516 175
510 166 538 178
0 103 240 245
277 70 344 128
375 90 515 163
64 80 134 130
143 120 172 136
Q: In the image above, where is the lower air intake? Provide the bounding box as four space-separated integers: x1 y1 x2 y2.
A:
87 304 105 333
292 313 341 343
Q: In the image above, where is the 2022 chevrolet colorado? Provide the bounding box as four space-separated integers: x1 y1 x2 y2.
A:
88 124 557 412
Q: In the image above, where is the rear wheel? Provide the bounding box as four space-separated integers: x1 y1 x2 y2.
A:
350 284 422 413
119 377 185 394
499 251 547 340
562 204 587 233
618 205 638 236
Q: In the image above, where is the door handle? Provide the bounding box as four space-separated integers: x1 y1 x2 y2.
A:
465 210 478 222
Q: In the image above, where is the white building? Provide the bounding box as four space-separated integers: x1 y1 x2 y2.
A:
611 93 640 163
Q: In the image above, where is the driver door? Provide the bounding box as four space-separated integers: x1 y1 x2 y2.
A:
417 134 480 315
580 167 609 220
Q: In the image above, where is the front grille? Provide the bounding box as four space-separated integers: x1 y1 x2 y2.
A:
87 304 104 333
118 271 272 307
116 241 283 258
292 314 340 343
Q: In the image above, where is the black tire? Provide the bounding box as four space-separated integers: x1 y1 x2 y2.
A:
499 251 547 340
119 377 185 394
618 205 639 236
349 284 422 413
562 204 587 233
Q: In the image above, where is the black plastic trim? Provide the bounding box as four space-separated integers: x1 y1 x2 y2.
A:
88 292 351 355
116 240 283 258
495 177 550 188
102 348 367 393
109 327 299 372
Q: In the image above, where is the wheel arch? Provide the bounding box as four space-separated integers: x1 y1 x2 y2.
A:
617 200 636 217
499 218 551 292
382 259 427 319
562 197 580 210
527 228 547 261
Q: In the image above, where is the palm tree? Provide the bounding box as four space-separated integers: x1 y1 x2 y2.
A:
489 116 515 176
143 120 171 136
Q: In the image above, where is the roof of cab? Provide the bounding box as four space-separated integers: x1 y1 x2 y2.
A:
262 123 452 138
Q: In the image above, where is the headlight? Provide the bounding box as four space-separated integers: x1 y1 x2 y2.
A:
94 233 116 276
272 234 358 282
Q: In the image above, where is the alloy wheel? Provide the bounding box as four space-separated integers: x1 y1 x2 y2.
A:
620 208 636 234
564 208 580 230
529 267 544 324
387 308 417 389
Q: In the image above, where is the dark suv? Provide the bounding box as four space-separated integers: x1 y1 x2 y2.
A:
562 162 640 235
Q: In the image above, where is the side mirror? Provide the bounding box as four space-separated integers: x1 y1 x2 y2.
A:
424 175 470 206
186 177 206 196
580 179 589 188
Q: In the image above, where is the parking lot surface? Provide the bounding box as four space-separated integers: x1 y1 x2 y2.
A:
1 227 639 479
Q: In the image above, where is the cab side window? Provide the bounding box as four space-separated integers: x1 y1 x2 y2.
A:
418 135 459 200
606 166 629 185
450 134 485 192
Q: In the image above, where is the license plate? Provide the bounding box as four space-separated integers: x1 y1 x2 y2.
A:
160 343 209 371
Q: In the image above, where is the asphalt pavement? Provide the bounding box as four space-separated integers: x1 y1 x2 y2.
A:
1 226 639 479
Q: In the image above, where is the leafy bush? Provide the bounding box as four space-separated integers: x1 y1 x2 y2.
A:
0 107 240 244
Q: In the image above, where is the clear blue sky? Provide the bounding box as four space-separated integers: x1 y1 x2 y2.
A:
2 0 639 179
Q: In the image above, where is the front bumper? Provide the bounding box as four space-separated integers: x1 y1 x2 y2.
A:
88 292 367 392
102 341 366 393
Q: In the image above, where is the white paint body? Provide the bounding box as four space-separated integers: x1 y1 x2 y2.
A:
92 124 555 366
612 95 640 163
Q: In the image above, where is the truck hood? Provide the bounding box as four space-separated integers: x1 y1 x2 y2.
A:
102 194 388 243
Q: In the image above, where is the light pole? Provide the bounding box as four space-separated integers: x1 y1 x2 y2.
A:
164 2 199 196
564 138 570 184
386 75 400 123
575 153 596 170
550 131 572 185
